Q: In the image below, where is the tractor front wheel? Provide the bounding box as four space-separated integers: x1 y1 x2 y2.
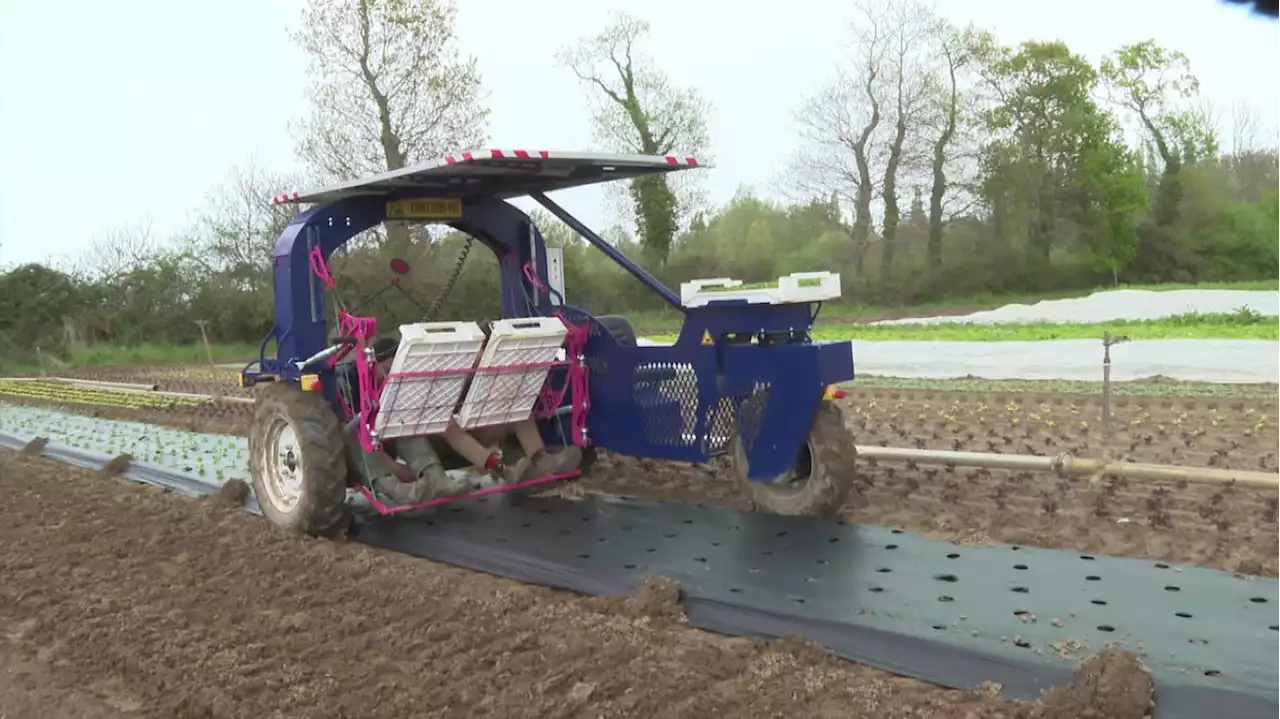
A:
731 401 858 518
248 383 350 537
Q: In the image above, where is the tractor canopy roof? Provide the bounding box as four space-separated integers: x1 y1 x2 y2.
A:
271 149 707 206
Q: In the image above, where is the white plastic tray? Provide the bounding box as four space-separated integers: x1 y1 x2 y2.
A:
680 271 841 307
455 317 568 429
375 321 486 439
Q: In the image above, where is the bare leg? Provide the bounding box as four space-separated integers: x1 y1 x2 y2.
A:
470 420 546 458
470 425 510 450
443 420 494 468
513 419 546 458
513 419 581 476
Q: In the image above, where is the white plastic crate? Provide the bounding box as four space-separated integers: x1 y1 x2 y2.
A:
680 271 842 307
455 317 568 430
375 321 486 439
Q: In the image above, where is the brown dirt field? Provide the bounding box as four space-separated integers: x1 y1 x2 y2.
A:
0 451 1156 719
4 371 1277 578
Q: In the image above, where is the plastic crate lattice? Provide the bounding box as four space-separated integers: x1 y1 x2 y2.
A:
455 317 569 429
376 321 487 439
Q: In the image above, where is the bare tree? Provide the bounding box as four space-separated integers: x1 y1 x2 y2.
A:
192 158 303 292
791 0 890 273
558 12 711 265
292 0 489 255
922 22 988 282
878 0 938 287
78 223 161 282
1230 100 1262 154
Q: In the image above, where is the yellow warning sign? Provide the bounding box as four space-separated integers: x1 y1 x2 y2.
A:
701 330 714 345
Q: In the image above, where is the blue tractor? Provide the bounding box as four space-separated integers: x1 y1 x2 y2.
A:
240 150 858 535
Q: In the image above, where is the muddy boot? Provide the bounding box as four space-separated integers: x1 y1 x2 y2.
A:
343 422 433 506
372 474 431 504
530 445 583 477
497 456 534 485
344 420 408 501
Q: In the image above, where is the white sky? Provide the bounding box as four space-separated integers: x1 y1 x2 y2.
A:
0 0 1276 268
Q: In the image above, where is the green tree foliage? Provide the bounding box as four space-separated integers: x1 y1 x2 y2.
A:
976 41 1147 289
1098 40 1229 280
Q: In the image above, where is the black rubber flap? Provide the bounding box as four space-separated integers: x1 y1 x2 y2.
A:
351 493 1278 719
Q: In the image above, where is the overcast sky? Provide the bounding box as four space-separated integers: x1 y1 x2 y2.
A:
0 0 1275 268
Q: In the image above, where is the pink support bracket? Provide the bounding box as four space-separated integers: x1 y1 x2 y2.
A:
309 244 336 291
354 470 582 515
337 308 382 453
523 260 592 448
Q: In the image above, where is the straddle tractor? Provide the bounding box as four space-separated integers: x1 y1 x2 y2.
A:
241 150 858 536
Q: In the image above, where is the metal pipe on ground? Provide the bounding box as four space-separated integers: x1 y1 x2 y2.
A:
855 445 1278 490
855 446 1064 473
149 389 255 406
51 378 160 392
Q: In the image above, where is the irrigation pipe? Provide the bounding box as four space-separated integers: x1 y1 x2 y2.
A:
150 389 255 405
53 377 160 392
855 446 1279 490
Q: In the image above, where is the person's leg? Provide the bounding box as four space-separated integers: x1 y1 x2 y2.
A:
393 436 447 485
513 420 546 456
470 425 510 451
512 419 582 476
443 421 496 467
342 419 429 504
443 419 531 484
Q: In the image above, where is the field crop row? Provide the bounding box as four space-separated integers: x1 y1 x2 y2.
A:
0 380 211 410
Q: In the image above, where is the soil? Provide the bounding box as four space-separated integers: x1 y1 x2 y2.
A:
0 451 1154 719
5 370 1277 577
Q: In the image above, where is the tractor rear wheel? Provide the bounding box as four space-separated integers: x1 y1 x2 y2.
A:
248 383 350 537
730 401 858 518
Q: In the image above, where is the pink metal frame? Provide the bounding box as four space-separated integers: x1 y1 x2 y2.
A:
353 470 581 515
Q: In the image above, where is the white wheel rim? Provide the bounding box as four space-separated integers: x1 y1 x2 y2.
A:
260 416 303 512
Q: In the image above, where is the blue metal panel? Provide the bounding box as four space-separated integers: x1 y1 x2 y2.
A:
720 341 853 479
574 307 854 479
581 331 719 463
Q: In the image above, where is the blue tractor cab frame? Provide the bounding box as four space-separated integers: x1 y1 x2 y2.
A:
242 149 858 536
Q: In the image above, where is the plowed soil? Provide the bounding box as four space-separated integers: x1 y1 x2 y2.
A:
6 368 1277 576
0 451 1156 719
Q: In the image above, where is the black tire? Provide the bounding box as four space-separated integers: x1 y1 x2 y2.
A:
248 383 350 537
730 401 858 518
595 314 637 346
